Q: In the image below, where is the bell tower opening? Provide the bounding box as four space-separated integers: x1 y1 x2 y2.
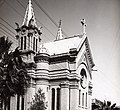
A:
15 0 42 55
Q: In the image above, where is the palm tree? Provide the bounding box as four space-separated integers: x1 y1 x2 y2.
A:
0 36 30 110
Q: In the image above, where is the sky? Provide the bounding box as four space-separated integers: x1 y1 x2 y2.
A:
0 0 120 105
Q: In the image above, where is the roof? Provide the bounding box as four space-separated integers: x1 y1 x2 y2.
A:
39 34 94 68
40 35 84 55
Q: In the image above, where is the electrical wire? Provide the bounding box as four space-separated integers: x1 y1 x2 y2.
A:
0 17 15 30
16 0 56 38
0 0 79 70
0 22 16 35
0 27 17 44
33 0 68 37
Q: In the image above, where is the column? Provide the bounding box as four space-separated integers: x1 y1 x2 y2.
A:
10 95 17 110
60 82 69 110
51 88 55 110
69 84 79 110
55 88 57 110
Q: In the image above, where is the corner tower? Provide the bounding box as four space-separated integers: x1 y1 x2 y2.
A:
15 0 42 56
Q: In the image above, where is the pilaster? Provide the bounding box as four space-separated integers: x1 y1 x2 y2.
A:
69 83 79 110
60 82 69 110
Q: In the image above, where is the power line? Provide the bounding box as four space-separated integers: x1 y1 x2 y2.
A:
0 29 18 51
2 0 68 70
0 27 17 44
4 0 51 42
0 27 14 37
16 0 25 9
0 22 16 35
15 0 56 38
95 65 120 91
4 0 24 18
0 17 15 30
33 0 68 37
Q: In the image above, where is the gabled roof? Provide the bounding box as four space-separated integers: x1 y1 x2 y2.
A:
40 34 94 68
41 35 83 55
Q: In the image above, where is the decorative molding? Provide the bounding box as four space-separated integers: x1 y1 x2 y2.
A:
85 38 95 68
69 84 79 89
34 53 49 63
88 81 93 95
60 82 69 88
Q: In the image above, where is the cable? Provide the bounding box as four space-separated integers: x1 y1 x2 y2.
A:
2 0 68 70
95 65 120 91
0 27 17 44
33 0 68 37
4 0 24 18
0 17 15 30
0 22 16 35
15 0 56 38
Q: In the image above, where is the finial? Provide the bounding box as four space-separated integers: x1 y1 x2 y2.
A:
29 0 31 3
81 19 87 35
56 19 63 40
59 19 62 28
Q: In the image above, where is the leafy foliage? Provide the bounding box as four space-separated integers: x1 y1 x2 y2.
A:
92 99 118 110
29 88 47 110
0 36 30 102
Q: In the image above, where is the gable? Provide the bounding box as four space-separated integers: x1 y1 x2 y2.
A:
77 36 95 69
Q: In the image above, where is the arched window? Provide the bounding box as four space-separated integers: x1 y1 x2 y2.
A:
21 37 23 50
24 36 26 49
80 69 87 89
57 88 60 110
86 92 87 107
28 36 30 49
21 96 24 110
33 37 35 51
82 93 84 106
17 95 20 110
79 90 81 105
36 39 38 52
51 88 55 110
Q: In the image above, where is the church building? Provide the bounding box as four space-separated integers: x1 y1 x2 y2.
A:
10 0 95 110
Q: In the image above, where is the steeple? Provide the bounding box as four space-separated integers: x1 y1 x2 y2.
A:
15 0 42 55
56 20 63 40
22 0 37 27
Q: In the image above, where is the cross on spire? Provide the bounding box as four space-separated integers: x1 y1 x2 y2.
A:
81 19 87 35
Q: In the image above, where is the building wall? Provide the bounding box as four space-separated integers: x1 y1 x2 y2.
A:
8 41 93 110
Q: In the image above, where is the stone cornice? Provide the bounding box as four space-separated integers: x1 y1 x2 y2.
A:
49 50 77 64
34 53 49 63
69 84 79 89
60 82 69 88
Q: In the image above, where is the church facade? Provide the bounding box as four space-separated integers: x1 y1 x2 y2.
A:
10 0 95 110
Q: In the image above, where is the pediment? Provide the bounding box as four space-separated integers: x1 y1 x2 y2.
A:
77 36 95 69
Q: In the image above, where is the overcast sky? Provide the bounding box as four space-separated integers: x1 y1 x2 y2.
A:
0 0 120 105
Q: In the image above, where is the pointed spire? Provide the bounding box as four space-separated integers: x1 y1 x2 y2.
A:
22 0 37 27
56 20 63 40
